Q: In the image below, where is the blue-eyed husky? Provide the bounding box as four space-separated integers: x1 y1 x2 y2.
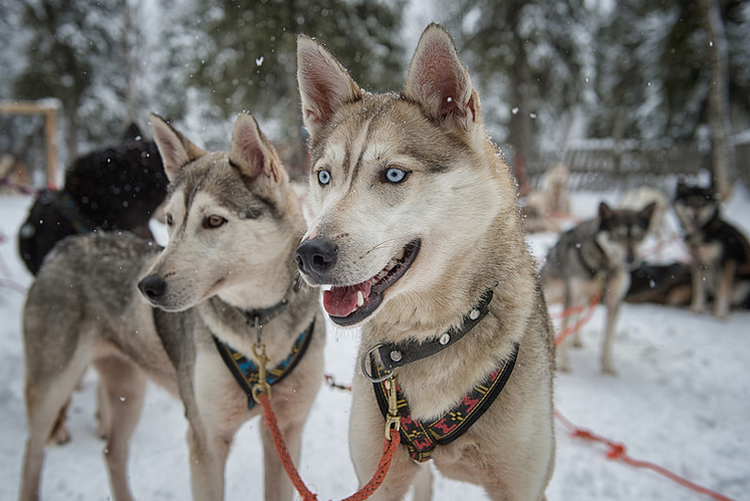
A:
294 23 555 501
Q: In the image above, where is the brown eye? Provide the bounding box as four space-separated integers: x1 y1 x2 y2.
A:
165 213 174 226
204 215 226 228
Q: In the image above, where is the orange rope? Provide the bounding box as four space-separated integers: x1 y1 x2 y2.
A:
553 293 600 345
554 410 737 501
257 392 400 501
0 278 27 295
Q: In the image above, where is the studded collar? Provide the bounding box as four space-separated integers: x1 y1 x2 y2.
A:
361 289 494 382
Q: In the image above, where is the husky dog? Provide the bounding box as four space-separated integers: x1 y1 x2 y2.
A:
618 185 670 240
294 24 555 500
541 201 655 374
19 113 325 501
674 182 750 318
625 262 692 306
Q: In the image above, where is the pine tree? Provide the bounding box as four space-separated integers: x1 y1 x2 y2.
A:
191 0 406 175
440 0 589 191
12 0 131 160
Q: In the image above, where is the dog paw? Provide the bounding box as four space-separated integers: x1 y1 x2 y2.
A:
48 425 71 445
601 366 617 376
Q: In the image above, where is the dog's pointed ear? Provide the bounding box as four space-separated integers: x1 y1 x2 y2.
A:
297 34 362 142
675 179 688 198
640 201 657 224
229 112 285 185
403 23 479 130
150 113 206 182
598 201 614 222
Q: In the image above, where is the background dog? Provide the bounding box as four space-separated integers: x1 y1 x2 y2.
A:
17 123 167 275
625 262 692 306
618 185 670 240
294 23 555 500
19 113 324 501
674 181 750 317
541 201 655 374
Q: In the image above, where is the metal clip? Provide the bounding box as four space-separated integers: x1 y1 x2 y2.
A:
251 342 272 403
384 376 401 440
361 344 393 383
254 315 263 346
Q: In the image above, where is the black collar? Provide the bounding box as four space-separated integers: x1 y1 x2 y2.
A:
362 289 494 381
239 299 290 328
234 275 301 329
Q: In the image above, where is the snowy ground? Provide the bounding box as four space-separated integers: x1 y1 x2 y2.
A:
1 187 748 501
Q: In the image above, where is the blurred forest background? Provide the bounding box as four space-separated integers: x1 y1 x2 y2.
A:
1 0 749 193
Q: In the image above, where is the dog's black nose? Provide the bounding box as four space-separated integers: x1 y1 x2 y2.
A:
295 238 338 282
138 275 166 301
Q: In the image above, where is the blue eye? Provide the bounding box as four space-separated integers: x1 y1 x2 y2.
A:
383 167 407 184
317 169 331 185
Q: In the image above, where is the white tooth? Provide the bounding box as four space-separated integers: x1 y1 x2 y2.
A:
395 248 405 260
356 290 365 307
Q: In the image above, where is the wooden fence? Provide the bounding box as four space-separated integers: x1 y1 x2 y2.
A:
0 100 60 189
526 141 711 191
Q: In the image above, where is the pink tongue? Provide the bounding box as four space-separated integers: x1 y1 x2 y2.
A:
323 281 372 317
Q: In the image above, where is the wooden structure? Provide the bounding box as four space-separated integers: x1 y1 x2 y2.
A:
0 100 59 189
527 140 709 191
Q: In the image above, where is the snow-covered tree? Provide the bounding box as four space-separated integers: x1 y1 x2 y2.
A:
435 0 591 190
190 0 406 175
11 0 134 159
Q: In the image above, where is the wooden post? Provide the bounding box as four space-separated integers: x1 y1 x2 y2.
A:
0 100 60 189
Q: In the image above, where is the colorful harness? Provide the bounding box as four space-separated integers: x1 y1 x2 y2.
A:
372 344 518 462
364 288 520 462
213 317 315 410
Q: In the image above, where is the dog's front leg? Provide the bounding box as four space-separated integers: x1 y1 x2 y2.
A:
349 377 424 500
556 284 575 372
714 260 736 319
690 261 707 313
186 422 231 501
601 270 629 375
259 410 304 501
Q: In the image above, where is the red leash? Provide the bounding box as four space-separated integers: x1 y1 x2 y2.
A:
257 392 400 501
553 292 600 345
554 410 737 501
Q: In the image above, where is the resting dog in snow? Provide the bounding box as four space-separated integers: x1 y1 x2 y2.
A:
294 24 555 500
19 113 324 501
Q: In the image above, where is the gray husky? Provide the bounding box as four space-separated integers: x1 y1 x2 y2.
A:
19 112 325 501
541 201 655 374
294 24 555 500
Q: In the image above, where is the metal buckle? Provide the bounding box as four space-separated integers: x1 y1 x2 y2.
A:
384 375 401 440
360 344 393 383
251 342 272 403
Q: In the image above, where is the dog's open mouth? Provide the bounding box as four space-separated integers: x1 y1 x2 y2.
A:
323 240 420 326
